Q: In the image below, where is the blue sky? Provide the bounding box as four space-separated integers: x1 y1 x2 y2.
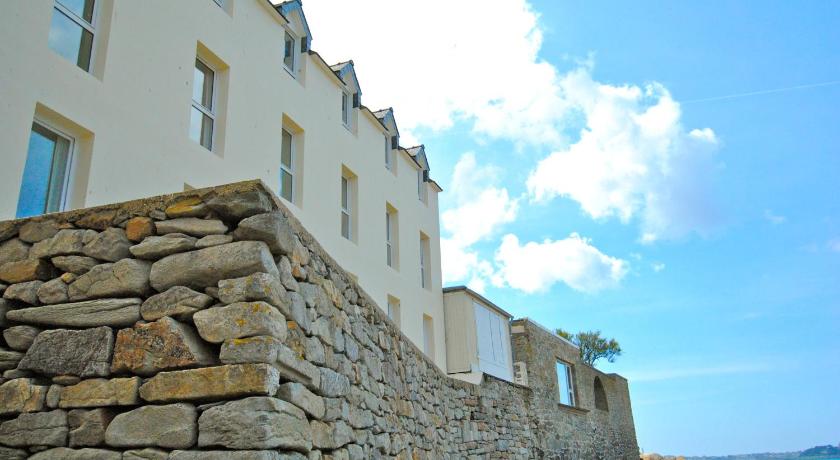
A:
305 1 840 455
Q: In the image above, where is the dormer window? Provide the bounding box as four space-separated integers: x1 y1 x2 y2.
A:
384 135 392 170
341 92 351 128
283 31 297 74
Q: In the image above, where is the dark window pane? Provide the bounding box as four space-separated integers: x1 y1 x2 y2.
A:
281 129 293 168
280 170 293 202
284 32 295 70
57 0 95 23
194 60 214 110
49 8 93 71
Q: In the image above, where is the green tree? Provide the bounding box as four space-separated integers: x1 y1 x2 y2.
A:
555 329 622 367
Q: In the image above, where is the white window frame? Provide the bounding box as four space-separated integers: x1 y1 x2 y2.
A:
191 57 217 151
52 0 98 72
417 169 426 203
384 135 392 170
280 128 295 203
341 91 351 128
556 361 576 407
419 235 429 289
283 30 297 76
341 176 352 240
19 120 76 217
386 210 394 267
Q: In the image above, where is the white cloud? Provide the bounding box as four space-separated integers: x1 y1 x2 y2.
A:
439 153 518 292
764 209 786 225
652 262 666 273
299 0 570 145
828 238 840 253
492 233 628 293
527 69 721 242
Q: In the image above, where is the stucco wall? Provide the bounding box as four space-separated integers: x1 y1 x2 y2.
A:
0 0 446 368
0 182 637 459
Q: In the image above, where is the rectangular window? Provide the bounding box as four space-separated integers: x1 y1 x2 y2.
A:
341 92 350 127
190 58 215 150
556 361 576 406
385 205 399 268
419 233 431 289
283 31 296 73
16 122 73 218
340 175 353 240
423 314 435 357
384 135 392 170
417 169 427 203
50 0 96 72
280 128 294 202
387 296 401 328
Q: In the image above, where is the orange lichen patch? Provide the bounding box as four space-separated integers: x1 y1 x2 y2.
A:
235 318 247 327
164 197 206 218
125 216 155 242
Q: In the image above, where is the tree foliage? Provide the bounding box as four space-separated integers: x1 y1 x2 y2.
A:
555 329 622 367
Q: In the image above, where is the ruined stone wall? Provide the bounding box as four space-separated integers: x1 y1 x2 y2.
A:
511 319 639 459
0 181 636 459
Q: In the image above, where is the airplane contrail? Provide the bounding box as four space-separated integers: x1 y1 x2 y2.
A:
681 80 840 104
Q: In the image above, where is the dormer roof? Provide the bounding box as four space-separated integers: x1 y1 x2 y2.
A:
275 1 312 50
373 107 399 137
407 145 430 173
330 60 362 100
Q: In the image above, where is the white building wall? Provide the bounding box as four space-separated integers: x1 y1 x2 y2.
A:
0 0 447 368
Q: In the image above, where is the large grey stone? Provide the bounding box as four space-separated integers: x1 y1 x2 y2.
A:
68 259 151 301
276 343 321 391
193 301 287 344
0 349 24 371
122 448 169 460
3 326 41 351
277 256 299 292
36 278 68 304
0 378 47 415
82 228 132 262
207 191 273 221
105 403 197 449
319 368 350 397
0 410 67 447
30 229 98 259
0 258 56 284
138 364 280 403
164 198 208 219
59 377 141 408
218 272 290 316
7 298 141 327
233 212 295 256
198 397 311 452
278 382 326 419
140 286 214 321
310 420 353 450
17 327 114 377
29 448 122 460
3 280 43 305
0 299 10 328
194 234 233 249
51 255 99 275
287 291 310 333
219 335 282 365
149 241 278 291
111 317 216 376
68 408 115 447
155 218 228 237
129 234 197 260
0 239 29 265
0 447 26 460
18 220 61 243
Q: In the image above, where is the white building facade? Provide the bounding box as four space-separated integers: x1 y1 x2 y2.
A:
0 0 447 367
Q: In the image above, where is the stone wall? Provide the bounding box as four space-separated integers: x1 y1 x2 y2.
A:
0 180 637 459
511 319 639 458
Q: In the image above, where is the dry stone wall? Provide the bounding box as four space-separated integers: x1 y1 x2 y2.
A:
0 180 637 459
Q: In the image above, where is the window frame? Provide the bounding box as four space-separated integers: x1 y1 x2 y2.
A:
279 128 295 203
384 135 392 170
51 0 98 72
419 233 431 289
386 209 396 268
17 120 76 217
387 296 401 327
340 176 352 240
283 30 298 76
556 360 577 407
341 91 351 128
191 56 217 151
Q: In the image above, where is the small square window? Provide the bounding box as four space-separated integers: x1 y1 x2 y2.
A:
16 122 73 218
49 0 96 72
